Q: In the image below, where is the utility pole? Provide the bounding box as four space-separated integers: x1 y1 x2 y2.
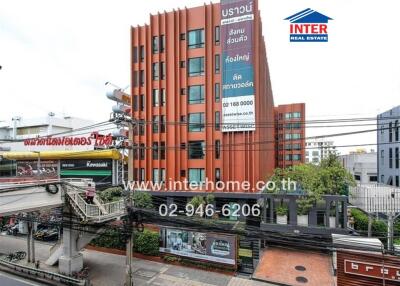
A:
124 189 134 286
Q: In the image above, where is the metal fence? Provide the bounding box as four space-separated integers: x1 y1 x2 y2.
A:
349 183 400 214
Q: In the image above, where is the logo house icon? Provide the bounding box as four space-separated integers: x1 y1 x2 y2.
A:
284 8 333 42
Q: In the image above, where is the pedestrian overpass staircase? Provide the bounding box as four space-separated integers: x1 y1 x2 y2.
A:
64 183 126 223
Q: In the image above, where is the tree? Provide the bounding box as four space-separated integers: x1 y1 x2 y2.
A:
267 154 355 198
132 191 153 209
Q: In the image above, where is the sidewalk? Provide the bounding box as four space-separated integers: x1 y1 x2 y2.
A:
0 234 273 286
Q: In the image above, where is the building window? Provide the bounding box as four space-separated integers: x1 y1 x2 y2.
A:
215 83 220 102
389 122 393 142
215 111 220 131
152 63 159 80
369 176 377 182
381 175 384 183
161 89 166 106
133 46 138 63
188 168 205 184
140 168 145 182
396 176 399 187
187 29 204 49
188 141 205 159
160 168 166 183
139 70 145 86
215 26 220 45
153 168 159 183
292 143 301 150
395 120 399 141
188 85 205 104
133 71 138 87
180 170 186 177
180 88 186 95
152 142 159 160
180 61 186 68
133 95 138 111
188 113 205 132
180 33 186 40
285 112 301 119
139 94 144 111
389 148 393 168
139 119 145 135
396 147 399 169
160 62 166 80
292 154 301 161
215 140 221 159
140 45 145 62
152 36 159 54
139 143 145 160
133 143 138 159
160 141 166 159
180 115 186 123
215 168 221 182
160 35 165 53
180 143 186 150
152 89 159 107
160 115 166 133
215 54 220 74
188 57 205 76
152 115 159 133
285 133 301 140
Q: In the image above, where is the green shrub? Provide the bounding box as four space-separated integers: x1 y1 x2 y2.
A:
132 192 153 209
163 255 181 263
90 228 126 250
351 208 387 237
276 205 288 216
134 230 159 256
98 187 123 203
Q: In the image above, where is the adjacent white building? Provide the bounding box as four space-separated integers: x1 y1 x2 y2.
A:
377 106 400 187
305 138 337 164
0 114 97 152
340 151 377 184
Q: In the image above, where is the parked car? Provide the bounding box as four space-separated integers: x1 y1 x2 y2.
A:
34 228 59 241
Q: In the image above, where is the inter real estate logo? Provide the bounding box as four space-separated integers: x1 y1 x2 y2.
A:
284 8 333 42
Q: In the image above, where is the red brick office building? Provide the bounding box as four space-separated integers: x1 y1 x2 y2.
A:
130 0 305 191
275 103 306 169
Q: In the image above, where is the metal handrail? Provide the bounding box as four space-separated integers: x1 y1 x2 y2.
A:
66 189 125 222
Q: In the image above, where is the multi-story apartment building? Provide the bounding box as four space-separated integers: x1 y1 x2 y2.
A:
274 103 306 169
305 138 337 164
377 106 400 186
130 0 281 191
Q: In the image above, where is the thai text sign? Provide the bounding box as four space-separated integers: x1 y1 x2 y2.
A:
221 0 255 132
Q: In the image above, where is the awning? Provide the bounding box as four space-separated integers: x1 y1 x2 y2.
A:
1 149 122 160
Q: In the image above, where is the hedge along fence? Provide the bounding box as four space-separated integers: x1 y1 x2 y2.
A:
90 228 160 256
350 208 400 240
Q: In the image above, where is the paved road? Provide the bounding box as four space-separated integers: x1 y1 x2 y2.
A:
0 187 62 216
0 234 273 286
0 271 46 286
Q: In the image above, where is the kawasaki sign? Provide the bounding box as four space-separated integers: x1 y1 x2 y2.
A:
221 0 255 132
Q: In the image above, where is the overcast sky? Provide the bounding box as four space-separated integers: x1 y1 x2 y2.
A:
1 0 399 154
